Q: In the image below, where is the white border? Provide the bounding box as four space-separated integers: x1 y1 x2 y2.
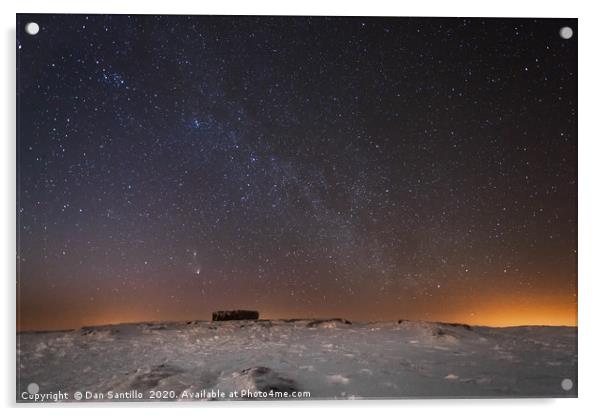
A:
2 1 601 414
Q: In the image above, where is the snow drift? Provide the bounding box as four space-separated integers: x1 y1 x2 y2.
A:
17 319 577 401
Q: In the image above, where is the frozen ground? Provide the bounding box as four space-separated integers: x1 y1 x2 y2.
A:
17 319 577 401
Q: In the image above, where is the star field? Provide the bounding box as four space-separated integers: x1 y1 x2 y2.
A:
17 15 577 330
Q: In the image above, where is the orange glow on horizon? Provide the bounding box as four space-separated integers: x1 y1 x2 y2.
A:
17 284 577 331
17 306 577 332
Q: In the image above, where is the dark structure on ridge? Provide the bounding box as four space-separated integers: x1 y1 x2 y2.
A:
212 310 259 321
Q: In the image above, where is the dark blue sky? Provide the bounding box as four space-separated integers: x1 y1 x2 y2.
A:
17 15 577 330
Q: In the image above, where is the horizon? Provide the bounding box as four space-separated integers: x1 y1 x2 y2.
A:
17 317 578 334
17 306 578 332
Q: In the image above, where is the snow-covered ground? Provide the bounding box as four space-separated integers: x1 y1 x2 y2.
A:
17 319 577 401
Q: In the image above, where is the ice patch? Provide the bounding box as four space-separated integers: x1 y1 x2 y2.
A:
327 374 350 385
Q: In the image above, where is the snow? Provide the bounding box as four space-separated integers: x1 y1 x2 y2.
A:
17 319 577 401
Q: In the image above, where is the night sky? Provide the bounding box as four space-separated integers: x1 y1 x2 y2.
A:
17 15 577 331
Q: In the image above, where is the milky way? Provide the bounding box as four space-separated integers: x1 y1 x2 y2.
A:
17 15 577 330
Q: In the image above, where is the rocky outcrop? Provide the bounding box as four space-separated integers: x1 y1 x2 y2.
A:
216 366 298 397
306 318 351 328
